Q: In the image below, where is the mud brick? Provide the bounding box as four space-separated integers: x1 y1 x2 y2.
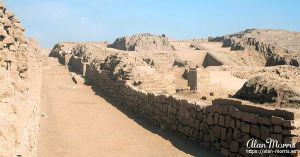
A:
207 113 214 125
226 128 233 143
215 142 221 150
282 129 300 136
216 105 223 114
214 125 221 138
271 134 283 143
221 141 230 148
225 115 231 128
241 122 250 133
213 105 219 112
222 106 229 114
271 116 283 125
221 147 229 156
219 115 225 127
214 113 219 125
229 141 239 152
242 112 258 124
242 134 251 146
273 125 282 133
233 129 243 142
236 120 241 129
203 134 210 142
251 124 260 138
210 131 215 142
229 106 241 119
230 119 235 129
260 125 270 141
258 116 271 126
221 127 227 141
282 120 297 128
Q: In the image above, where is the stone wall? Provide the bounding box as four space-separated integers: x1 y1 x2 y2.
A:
0 2 42 157
77 60 300 157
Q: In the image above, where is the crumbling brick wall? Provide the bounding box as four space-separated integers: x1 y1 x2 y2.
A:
81 62 300 157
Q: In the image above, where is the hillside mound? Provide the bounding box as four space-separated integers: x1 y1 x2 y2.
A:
235 75 300 108
108 33 174 51
209 29 300 66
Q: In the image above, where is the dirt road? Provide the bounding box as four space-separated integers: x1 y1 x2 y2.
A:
37 58 222 157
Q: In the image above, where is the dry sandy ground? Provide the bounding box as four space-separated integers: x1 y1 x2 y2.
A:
37 58 222 157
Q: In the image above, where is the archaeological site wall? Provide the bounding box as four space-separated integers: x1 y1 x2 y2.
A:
64 54 300 157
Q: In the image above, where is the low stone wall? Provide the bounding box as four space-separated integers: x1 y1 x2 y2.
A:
65 55 300 156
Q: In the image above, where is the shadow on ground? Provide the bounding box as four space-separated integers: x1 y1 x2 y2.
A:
89 85 224 157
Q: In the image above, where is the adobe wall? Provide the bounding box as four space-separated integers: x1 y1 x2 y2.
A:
67 55 299 157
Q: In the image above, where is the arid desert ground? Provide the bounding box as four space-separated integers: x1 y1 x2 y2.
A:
1 1 300 157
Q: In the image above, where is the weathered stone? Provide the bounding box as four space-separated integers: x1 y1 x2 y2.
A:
241 122 250 133
221 147 229 156
242 112 258 124
214 113 219 125
207 113 214 125
229 106 242 119
260 126 270 141
229 141 239 152
230 119 235 129
2 36 15 44
251 124 260 138
219 115 225 127
221 127 227 141
271 116 283 125
225 115 231 128
273 125 282 133
258 116 271 126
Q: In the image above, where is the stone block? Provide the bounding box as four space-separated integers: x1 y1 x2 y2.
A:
214 113 219 125
229 141 239 152
241 122 250 133
258 116 271 126
229 106 241 119
242 112 258 124
221 127 227 141
271 116 283 125
207 113 214 125
230 119 235 129
273 125 282 133
214 125 221 139
222 106 229 114
225 115 231 128
221 147 229 156
219 115 225 127
251 124 260 138
260 126 270 141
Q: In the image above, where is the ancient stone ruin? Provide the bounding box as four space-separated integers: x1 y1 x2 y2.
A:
108 33 175 51
49 28 300 157
1 1 300 157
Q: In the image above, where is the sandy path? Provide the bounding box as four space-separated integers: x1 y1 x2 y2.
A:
37 58 222 157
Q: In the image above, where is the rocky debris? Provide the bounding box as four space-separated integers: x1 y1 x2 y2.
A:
49 42 76 57
99 53 147 80
108 33 175 51
190 42 206 50
71 43 117 63
209 29 300 66
0 2 42 157
235 75 300 108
